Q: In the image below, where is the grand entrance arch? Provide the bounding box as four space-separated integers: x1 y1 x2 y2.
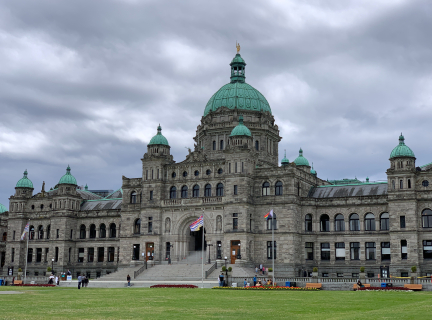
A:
189 227 207 251
174 215 208 261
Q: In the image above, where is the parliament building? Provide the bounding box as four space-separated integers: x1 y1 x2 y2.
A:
1 51 432 279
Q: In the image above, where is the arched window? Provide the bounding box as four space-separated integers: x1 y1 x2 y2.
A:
80 225 86 239
220 140 224 150
408 179 411 188
216 183 224 196
193 185 200 197
46 225 51 240
89 224 96 238
262 182 270 196
400 180 403 189
255 141 259 151
349 214 360 231
130 191 137 204
305 214 312 231
320 214 330 232
213 141 216 150
109 223 116 238
422 209 432 228
334 214 345 231
380 212 390 230
38 225 44 239
99 224 106 238
275 181 283 196
134 219 141 234
364 213 375 231
267 212 277 230
205 184 212 197
170 186 177 199
29 226 35 240
40 204 44 210
181 185 188 198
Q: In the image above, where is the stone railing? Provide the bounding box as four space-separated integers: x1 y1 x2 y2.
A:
133 261 147 279
202 197 222 204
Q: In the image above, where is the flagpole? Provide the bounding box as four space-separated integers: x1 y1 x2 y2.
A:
272 213 275 286
201 211 204 289
24 220 29 285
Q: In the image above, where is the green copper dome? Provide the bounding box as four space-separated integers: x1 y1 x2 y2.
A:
230 115 251 137
203 53 271 116
390 133 415 159
16 170 34 188
281 150 289 166
294 148 310 166
0 203 7 214
58 165 77 185
310 163 317 175
148 125 169 146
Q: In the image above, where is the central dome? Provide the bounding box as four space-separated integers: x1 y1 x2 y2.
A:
203 53 272 116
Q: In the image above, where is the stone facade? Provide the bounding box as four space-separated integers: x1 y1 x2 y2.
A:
1 53 432 279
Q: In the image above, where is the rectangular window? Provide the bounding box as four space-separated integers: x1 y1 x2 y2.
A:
151 170 154 179
352 273 359 278
98 247 104 262
366 242 376 260
400 216 406 229
78 248 84 262
55 247 59 262
267 218 277 230
157 169 159 179
148 217 153 233
400 180 403 189
423 240 432 259
401 240 407 259
335 242 345 260
233 213 238 230
321 243 330 260
234 185 238 195
13 231 15 240
70 229 73 239
235 162 238 173
322 273 329 277
57 229 60 239
68 248 71 262
45 248 49 262
146 170 148 180
11 248 15 263
401 272 409 277
88 248 94 262
150 191 153 200
367 272 375 278
337 273 343 277
267 241 276 259
350 242 360 260
36 248 42 262
229 163 231 173
241 162 244 173
108 247 115 262
381 242 391 260
305 242 314 260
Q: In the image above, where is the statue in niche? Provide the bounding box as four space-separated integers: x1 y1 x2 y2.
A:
216 215 222 232
165 217 171 233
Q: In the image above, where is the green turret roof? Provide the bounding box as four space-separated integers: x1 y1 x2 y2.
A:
230 115 251 137
390 133 415 159
281 150 289 166
310 163 317 175
294 148 310 166
148 125 169 146
0 203 7 214
16 170 34 188
58 165 77 185
203 53 271 116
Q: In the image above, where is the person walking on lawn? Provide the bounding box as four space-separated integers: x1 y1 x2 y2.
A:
127 274 131 287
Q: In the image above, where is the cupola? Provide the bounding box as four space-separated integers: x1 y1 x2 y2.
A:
16 169 34 189
58 165 77 185
147 125 171 157
390 133 415 159
0 203 7 214
230 115 251 137
310 163 317 176
281 150 289 166
148 125 169 146
294 148 310 166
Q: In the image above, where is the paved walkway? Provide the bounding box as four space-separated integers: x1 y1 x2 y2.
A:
0 291 24 294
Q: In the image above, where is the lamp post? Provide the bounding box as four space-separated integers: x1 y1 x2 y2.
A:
217 243 222 259
51 258 54 275
224 256 228 287
237 243 241 259
207 244 213 264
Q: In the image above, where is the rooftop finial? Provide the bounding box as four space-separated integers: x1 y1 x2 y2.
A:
236 41 240 53
284 149 287 158
239 115 244 123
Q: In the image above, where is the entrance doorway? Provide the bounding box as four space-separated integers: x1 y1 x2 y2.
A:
381 266 389 278
132 244 140 260
146 242 154 261
230 240 241 264
190 228 206 251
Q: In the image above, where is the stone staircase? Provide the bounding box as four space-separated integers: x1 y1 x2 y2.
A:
207 264 257 280
93 265 143 282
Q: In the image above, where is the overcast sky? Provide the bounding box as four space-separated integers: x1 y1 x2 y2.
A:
1 0 431 208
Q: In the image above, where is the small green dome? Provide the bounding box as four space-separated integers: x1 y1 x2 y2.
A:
0 203 7 214
281 150 289 166
148 125 169 146
294 148 310 166
230 115 251 137
310 163 317 175
16 170 34 188
58 165 77 185
390 133 415 159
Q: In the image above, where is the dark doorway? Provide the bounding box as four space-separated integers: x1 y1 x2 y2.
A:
132 244 140 260
191 228 206 251
380 266 389 278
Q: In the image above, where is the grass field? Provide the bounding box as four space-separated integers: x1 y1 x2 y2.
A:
1 287 432 319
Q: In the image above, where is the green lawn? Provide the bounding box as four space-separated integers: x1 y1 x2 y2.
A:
1 287 431 319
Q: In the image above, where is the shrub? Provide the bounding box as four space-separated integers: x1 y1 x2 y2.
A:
268 268 273 272
18 268 22 272
222 266 226 271
313 267 318 272
228 267 232 272
411 266 417 273
47 267 52 272
360 267 365 273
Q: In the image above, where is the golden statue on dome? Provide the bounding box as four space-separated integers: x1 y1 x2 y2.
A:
236 42 240 53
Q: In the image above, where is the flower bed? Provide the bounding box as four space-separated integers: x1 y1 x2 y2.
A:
14 284 56 287
358 287 410 291
150 284 198 288
213 286 318 291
